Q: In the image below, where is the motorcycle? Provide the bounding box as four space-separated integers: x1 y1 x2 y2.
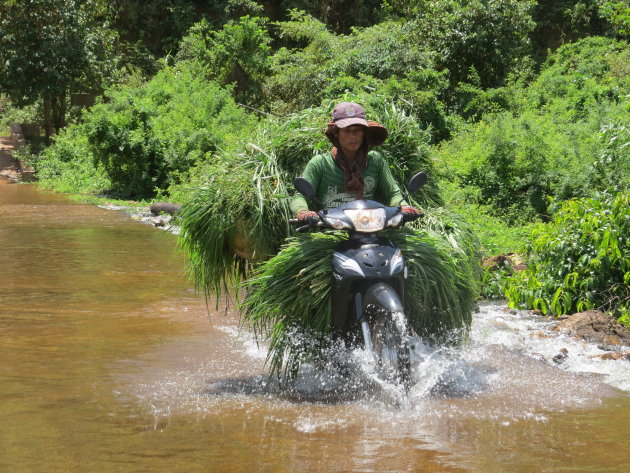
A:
292 172 427 389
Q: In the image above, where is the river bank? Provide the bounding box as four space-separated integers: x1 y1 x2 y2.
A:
0 136 20 181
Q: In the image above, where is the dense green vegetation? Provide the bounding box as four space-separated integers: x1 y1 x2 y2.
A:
506 191 629 320
1 1 629 373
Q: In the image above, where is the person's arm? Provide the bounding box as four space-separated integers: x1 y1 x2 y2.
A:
290 155 324 215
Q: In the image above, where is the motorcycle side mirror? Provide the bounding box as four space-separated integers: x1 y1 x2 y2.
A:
294 177 322 204
406 172 428 194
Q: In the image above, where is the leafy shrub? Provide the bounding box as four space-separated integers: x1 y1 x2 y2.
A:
83 64 254 199
598 0 630 38
435 37 629 222
524 36 629 121
590 121 630 192
436 110 601 223
333 20 435 80
441 199 532 255
451 79 519 122
480 262 514 300
402 0 537 89
176 16 272 105
505 192 630 318
278 0 384 32
0 95 41 133
263 12 442 116
109 0 198 57
531 0 613 56
34 123 110 194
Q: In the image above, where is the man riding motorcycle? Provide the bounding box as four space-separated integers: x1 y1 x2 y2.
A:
290 102 420 222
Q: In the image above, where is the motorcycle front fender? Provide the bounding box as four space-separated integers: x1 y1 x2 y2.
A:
363 282 404 314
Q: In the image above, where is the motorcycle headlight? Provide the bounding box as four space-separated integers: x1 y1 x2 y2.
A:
386 213 403 228
343 208 386 232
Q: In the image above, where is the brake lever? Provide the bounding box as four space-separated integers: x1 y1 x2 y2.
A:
402 211 424 223
292 215 322 232
306 215 321 226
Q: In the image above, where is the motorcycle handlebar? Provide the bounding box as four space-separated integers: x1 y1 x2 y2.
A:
290 209 423 232
290 216 323 232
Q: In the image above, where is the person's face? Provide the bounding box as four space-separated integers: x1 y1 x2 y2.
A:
336 125 365 156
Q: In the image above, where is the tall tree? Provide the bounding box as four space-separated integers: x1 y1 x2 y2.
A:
176 16 272 105
386 0 537 88
0 0 117 137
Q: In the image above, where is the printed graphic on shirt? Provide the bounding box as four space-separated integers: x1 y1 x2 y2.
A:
323 185 354 208
322 176 378 207
364 176 376 194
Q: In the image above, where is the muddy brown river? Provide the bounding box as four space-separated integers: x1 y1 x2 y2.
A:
1 181 629 473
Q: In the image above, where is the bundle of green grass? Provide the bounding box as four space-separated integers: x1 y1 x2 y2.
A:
176 95 480 378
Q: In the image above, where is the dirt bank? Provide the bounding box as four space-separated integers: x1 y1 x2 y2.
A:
0 136 20 182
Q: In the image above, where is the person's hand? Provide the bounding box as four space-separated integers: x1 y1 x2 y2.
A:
401 205 422 221
297 210 319 223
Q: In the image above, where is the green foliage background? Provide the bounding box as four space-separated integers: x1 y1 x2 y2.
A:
506 192 630 318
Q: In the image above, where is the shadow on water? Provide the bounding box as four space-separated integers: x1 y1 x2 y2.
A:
204 365 395 405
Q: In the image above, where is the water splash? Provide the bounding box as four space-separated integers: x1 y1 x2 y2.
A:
240 302 627 407
471 302 630 392
126 302 628 425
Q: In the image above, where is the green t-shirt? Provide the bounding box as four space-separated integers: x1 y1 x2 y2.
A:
290 150 406 214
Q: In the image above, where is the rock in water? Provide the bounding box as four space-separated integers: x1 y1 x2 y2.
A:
149 202 181 215
553 310 630 346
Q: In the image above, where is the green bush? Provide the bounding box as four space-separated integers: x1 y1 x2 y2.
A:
0 95 41 133
83 64 254 199
442 200 532 255
434 38 629 224
599 0 630 38
590 121 630 192
451 79 520 122
33 123 110 194
176 16 272 105
263 12 442 117
86 100 164 199
505 192 630 318
436 110 601 223
524 37 629 121
402 0 537 89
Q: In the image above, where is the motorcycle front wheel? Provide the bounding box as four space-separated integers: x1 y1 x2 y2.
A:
366 303 411 390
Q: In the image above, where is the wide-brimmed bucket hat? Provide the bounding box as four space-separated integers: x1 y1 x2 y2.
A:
325 102 388 147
